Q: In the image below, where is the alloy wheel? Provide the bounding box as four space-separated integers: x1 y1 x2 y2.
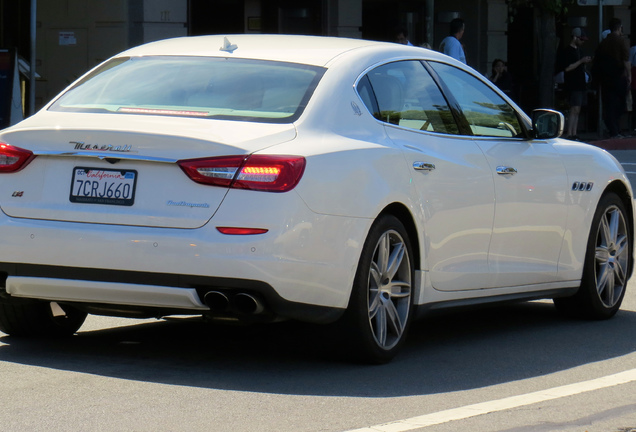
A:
367 229 412 350
594 205 629 308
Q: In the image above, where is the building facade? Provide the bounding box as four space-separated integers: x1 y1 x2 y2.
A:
0 0 633 126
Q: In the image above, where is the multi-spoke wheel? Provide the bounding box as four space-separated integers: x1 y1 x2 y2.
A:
555 192 632 319
341 214 414 363
594 202 630 308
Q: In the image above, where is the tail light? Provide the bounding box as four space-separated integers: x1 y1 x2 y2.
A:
178 155 306 192
216 227 269 235
0 143 35 173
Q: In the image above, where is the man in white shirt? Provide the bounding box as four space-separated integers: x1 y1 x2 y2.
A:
439 18 466 64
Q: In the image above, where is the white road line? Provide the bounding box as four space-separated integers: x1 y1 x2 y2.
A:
344 368 636 432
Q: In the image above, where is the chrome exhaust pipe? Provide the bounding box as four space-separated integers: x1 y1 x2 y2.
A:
233 293 264 315
204 291 230 312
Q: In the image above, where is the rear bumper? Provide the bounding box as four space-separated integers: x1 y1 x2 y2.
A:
0 191 370 306
0 265 344 324
0 184 371 322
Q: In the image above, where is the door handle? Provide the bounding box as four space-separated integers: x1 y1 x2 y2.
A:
413 162 435 171
496 166 517 175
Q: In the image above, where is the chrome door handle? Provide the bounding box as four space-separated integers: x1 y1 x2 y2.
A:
496 166 517 175
413 162 435 171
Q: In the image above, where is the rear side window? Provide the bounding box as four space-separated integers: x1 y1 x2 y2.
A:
49 56 325 123
359 60 459 135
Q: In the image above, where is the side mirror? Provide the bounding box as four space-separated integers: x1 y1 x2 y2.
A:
531 109 564 139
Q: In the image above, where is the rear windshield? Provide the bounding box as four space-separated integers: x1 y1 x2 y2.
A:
49 56 325 123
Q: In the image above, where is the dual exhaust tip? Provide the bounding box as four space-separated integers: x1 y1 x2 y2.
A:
203 290 265 315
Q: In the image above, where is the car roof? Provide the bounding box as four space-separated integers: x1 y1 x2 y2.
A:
116 34 446 67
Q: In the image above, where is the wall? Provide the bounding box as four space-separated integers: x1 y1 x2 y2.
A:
484 0 508 78
29 0 632 112
35 0 186 107
330 0 362 38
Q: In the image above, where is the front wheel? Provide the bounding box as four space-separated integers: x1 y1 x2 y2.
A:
340 214 414 364
554 192 632 319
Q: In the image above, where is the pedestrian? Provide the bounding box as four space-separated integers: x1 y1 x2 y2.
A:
490 59 514 99
439 18 466 64
563 28 592 140
394 26 414 46
592 18 631 138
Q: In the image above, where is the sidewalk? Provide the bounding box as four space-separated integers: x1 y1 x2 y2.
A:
578 132 636 151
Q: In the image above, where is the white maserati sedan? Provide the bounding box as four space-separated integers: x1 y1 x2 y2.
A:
0 35 632 363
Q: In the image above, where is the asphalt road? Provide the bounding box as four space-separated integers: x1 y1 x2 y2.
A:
612 149 636 188
2 152 636 432
2 285 636 431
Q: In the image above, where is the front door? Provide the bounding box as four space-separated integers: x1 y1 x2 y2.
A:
427 61 568 287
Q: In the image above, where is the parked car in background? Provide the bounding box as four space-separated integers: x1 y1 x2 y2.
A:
0 35 632 363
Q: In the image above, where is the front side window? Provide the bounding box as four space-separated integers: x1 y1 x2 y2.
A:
49 56 325 123
359 61 459 135
427 62 523 137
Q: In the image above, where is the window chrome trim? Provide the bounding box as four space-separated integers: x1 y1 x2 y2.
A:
352 58 467 138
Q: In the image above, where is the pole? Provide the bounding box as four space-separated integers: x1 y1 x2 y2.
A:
598 0 603 41
597 0 603 139
29 0 36 116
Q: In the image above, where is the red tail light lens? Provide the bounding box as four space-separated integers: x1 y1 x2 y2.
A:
178 155 305 192
216 227 269 235
0 143 35 173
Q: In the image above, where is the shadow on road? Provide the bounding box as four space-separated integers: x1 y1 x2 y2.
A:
1 301 635 397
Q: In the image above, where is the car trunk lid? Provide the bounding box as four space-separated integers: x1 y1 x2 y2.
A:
0 113 296 228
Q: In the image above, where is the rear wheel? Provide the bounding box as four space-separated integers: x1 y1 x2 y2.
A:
0 299 87 337
554 192 631 319
341 214 414 364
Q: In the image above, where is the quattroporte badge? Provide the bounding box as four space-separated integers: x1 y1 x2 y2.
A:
70 141 132 152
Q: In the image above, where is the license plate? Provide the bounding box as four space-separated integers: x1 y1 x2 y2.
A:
70 167 137 206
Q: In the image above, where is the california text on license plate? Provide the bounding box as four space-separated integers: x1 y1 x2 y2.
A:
70 167 137 206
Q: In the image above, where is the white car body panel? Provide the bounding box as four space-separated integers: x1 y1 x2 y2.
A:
0 113 297 227
0 187 368 309
386 126 495 291
7 110 297 153
115 35 383 68
553 141 633 280
413 268 581 308
474 137 569 287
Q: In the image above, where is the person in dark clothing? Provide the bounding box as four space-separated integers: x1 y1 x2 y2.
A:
490 59 515 99
592 18 631 138
563 28 592 140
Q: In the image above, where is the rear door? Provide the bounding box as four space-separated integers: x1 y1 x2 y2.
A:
361 60 496 291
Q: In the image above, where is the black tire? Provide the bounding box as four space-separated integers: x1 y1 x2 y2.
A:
0 299 87 337
340 214 414 364
554 192 632 319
